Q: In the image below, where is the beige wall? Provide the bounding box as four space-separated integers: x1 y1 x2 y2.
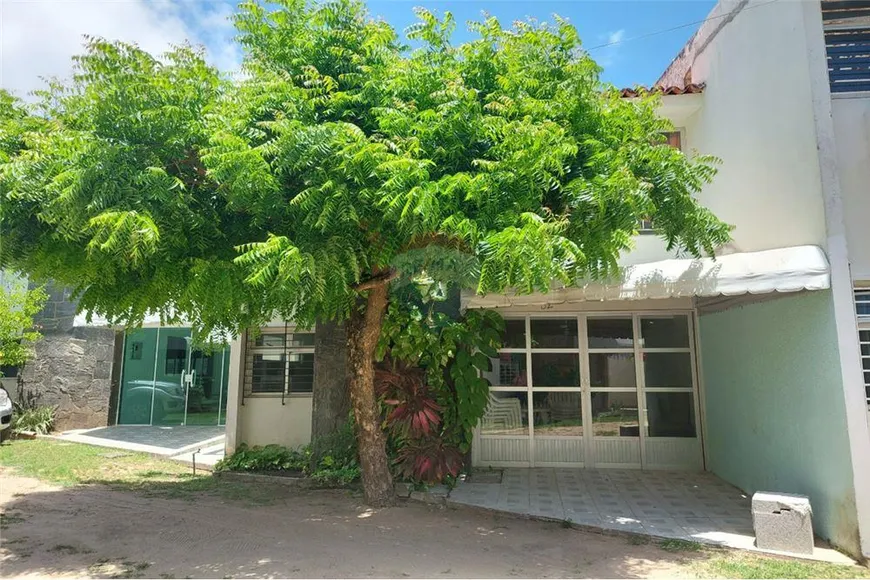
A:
238 396 313 449
224 329 314 453
832 96 870 281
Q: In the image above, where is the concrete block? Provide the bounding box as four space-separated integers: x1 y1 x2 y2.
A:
752 492 814 555
394 482 413 498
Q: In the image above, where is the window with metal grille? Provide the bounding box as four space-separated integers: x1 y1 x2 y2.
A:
244 327 315 399
823 2 870 93
860 327 870 405
855 288 870 318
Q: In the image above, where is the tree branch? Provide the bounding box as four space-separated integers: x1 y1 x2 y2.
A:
354 269 399 292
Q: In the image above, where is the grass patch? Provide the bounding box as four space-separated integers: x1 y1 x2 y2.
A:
692 551 870 579
0 439 286 505
49 543 93 555
659 538 704 552
0 511 25 530
626 534 650 546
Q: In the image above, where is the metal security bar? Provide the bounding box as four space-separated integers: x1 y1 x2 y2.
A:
823 2 870 93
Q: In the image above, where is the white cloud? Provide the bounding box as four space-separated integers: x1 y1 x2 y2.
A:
0 0 240 99
607 29 625 46
595 28 626 68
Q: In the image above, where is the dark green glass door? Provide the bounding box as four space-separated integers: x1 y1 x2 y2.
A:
152 329 190 426
118 328 230 426
183 349 223 425
117 328 159 425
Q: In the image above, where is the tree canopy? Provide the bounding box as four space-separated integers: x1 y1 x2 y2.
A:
0 0 730 504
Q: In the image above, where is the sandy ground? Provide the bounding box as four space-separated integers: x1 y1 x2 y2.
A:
0 469 701 579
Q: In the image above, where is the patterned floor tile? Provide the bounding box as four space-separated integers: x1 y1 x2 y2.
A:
448 468 754 549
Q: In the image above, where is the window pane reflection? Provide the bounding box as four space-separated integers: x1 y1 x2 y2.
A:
482 353 527 387
643 353 693 388
591 392 639 437
533 392 583 436
254 334 285 347
251 354 285 393
531 353 580 387
288 353 314 393
588 318 634 349
641 316 690 348
589 353 636 388
481 392 528 435
502 319 527 349
530 319 578 349
646 392 696 437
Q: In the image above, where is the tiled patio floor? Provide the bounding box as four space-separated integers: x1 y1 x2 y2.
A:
449 468 755 545
55 425 225 456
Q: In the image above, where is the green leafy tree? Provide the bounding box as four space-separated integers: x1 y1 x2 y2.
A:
0 1 729 505
0 279 48 373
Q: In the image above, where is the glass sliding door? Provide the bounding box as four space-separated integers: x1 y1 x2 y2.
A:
529 318 584 466
152 329 190 426
587 317 641 468
638 315 702 469
183 348 226 426
117 328 231 426
475 312 702 470
117 328 160 425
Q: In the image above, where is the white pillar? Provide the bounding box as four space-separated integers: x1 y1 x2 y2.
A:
224 330 246 455
803 0 870 558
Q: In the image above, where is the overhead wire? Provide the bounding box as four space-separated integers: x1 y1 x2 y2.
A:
585 0 782 52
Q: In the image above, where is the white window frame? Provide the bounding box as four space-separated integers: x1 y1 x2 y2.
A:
476 311 701 469
245 326 315 399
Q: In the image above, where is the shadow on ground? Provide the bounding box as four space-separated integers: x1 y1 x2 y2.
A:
0 470 708 579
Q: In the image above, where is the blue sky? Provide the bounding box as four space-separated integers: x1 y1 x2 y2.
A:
365 1 716 87
2 0 716 97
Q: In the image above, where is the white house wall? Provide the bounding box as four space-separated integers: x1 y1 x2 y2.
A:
625 0 829 270
831 96 870 282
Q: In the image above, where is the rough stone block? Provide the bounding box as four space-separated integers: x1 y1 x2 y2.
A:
394 482 413 498
752 492 814 555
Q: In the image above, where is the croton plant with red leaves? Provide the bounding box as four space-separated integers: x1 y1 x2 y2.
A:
374 302 505 485
375 362 442 438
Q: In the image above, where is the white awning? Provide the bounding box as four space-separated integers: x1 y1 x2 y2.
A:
463 245 831 309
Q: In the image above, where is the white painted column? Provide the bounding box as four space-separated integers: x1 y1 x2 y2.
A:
803 0 870 558
223 330 247 455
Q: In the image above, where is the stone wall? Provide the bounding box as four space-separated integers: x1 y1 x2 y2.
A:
17 282 118 431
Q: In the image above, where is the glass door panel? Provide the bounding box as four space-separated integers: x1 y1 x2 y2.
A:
183 349 222 426
117 328 159 425
587 317 641 467
152 329 190 426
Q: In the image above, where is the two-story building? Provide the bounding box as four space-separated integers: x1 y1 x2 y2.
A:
218 0 870 558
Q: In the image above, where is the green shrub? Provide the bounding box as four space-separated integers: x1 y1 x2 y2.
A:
214 443 307 473
11 405 55 435
215 420 361 486
307 419 361 486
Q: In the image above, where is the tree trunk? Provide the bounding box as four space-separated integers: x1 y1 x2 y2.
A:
346 283 394 507
311 319 350 442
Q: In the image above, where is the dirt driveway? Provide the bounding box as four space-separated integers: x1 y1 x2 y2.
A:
0 469 702 579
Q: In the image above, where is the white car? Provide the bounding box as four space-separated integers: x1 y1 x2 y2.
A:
0 386 12 442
